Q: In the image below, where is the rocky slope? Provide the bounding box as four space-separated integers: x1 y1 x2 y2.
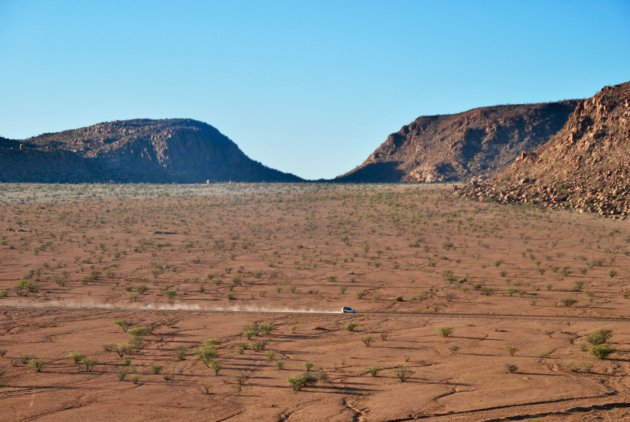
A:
337 101 578 183
461 81 630 218
0 119 301 183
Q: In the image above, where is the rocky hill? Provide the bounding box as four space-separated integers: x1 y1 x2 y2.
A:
461 81 630 218
337 101 578 183
0 119 301 183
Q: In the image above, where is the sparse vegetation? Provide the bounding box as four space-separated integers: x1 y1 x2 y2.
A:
436 326 453 337
393 365 415 382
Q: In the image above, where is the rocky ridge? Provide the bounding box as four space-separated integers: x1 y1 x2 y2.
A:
337 101 578 183
0 119 301 183
461 82 630 219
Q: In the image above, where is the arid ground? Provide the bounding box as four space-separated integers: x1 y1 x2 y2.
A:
1 183 629 421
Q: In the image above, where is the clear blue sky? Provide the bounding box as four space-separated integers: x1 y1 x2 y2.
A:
1 1 629 179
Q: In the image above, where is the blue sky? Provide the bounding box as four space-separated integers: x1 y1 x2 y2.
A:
1 1 629 179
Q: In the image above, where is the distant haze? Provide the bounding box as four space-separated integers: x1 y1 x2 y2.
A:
1 0 629 179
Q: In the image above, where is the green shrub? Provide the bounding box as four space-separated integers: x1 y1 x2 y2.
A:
27 358 46 372
303 361 314 372
249 341 266 351
80 358 96 372
151 365 163 374
436 326 453 337
15 279 38 296
344 321 357 332
128 326 153 337
393 365 415 382
586 329 612 346
115 319 131 333
288 373 319 392
259 323 274 335
361 336 374 347
208 360 222 375
197 344 218 365
504 345 518 356
366 366 381 376
67 352 86 364
288 375 308 392
161 288 177 299
590 344 615 359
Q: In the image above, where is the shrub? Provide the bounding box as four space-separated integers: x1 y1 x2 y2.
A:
128 326 153 337
448 344 460 353
288 375 308 392
393 365 415 382
288 373 319 392
565 361 593 373
586 329 612 346
276 360 285 370
80 358 97 372
380 332 389 341
116 371 126 381
590 344 615 359
235 345 245 355
0 349 7 357
259 323 274 335
504 345 518 356
436 327 453 337
243 328 257 339
27 358 46 372
161 288 177 299
249 341 266 351
197 344 218 365
67 352 86 364
199 383 211 395
151 365 163 375
115 319 131 333
366 366 381 376
504 363 518 373
304 361 314 372
115 344 133 357
265 350 275 360
344 321 357 332
361 336 374 347
130 373 140 384
15 279 38 296
235 372 249 386
560 298 577 307
208 360 222 376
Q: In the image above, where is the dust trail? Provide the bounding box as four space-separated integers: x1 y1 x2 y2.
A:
0 299 340 314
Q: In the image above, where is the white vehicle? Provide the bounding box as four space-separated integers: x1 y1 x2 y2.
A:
341 306 358 313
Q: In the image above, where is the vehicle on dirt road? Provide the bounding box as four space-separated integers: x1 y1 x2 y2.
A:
341 306 358 313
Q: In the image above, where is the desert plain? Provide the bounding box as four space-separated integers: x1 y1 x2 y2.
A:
1 183 630 421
